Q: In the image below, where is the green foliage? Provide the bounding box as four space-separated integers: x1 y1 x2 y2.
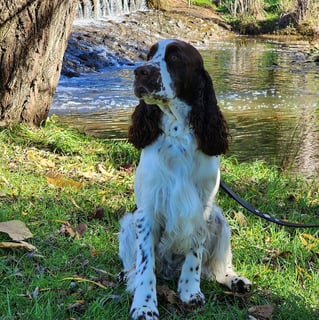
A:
0 122 318 319
192 0 215 8
215 0 318 34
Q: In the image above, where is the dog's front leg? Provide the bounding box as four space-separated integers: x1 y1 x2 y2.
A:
130 210 159 320
178 246 205 307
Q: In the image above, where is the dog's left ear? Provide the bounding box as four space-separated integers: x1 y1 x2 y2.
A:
189 69 229 156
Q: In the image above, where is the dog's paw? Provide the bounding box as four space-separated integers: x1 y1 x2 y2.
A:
230 276 252 293
179 290 206 307
130 306 159 320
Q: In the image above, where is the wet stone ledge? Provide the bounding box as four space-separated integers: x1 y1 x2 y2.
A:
62 10 233 77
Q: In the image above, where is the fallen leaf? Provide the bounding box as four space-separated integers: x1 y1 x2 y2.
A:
62 277 108 289
96 163 108 175
157 285 179 305
75 223 88 238
69 197 82 210
59 222 76 238
0 241 37 251
233 211 247 226
100 280 116 288
68 300 87 313
90 249 101 257
39 158 55 168
1 176 10 185
296 265 312 279
248 304 275 319
93 205 105 220
300 233 319 251
46 173 82 190
0 220 33 241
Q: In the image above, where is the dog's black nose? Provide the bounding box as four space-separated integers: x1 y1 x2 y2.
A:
134 65 153 77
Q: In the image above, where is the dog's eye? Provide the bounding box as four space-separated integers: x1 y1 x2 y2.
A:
169 54 179 62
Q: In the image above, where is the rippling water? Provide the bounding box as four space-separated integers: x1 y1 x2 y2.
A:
51 37 319 177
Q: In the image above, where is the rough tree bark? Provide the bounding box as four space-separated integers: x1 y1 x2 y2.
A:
0 0 78 126
295 0 311 22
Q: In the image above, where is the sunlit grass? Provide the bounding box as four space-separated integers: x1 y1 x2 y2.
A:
0 120 318 319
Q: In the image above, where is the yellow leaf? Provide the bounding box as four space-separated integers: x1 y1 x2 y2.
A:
296 265 312 279
62 277 107 289
0 220 33 241
0 241 37 251
46 174 82 190
28 150 35 158
69 197 82 209
299 234 308 246
299 233 319 251
53 219 69 224
301 233 318 242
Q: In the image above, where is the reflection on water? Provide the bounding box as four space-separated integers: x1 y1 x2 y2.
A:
51 38 319 178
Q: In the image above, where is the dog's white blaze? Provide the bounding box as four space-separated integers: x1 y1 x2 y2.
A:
148 39 176 103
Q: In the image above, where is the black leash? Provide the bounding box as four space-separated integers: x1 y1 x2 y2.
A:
220 179 319 228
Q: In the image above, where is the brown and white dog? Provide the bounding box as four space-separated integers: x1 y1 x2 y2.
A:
119 39 251 320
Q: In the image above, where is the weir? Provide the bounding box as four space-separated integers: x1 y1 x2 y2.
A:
77 0 146 18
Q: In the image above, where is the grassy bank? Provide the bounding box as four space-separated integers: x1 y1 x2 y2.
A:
0 120 318 319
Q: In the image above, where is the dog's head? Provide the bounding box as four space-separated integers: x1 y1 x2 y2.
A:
133 39 205 106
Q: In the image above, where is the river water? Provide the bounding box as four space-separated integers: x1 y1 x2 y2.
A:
51 37 319 178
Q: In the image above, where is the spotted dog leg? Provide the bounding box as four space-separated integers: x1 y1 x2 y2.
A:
130 210 159 320
178 247 205 307
205 206 252 293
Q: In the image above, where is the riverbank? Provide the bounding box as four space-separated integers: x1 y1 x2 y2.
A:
63 1 319 77
0 120 318 318
63 7 233 76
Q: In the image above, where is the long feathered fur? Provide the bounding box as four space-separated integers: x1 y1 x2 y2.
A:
128 100 162 149
128 66 229 156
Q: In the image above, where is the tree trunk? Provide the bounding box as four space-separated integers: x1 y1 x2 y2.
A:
295 0 311 22
0 0 78 126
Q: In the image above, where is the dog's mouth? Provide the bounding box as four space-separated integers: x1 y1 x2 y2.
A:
134 84 149 99
134 83 170 107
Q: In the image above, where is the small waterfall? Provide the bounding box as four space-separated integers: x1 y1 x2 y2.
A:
77 0 146 19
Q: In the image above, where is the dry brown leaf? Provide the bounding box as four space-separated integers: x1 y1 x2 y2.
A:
248 304 275 319
93 205 105 220
157 285 179 305
263 249 292 264
233 211 248 226
59 222 76 238
75 223 88 238
96 163 108 175
0 220 33 241
39 158 55 168
0 241 37 251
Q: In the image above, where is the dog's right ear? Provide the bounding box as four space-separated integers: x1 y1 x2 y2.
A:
128 100 162 149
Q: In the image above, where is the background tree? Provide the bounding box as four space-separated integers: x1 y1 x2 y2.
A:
294 0 311 22
0 0 78 126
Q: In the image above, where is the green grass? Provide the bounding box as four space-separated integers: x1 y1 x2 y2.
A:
0 119 318 319
191 0 215 9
